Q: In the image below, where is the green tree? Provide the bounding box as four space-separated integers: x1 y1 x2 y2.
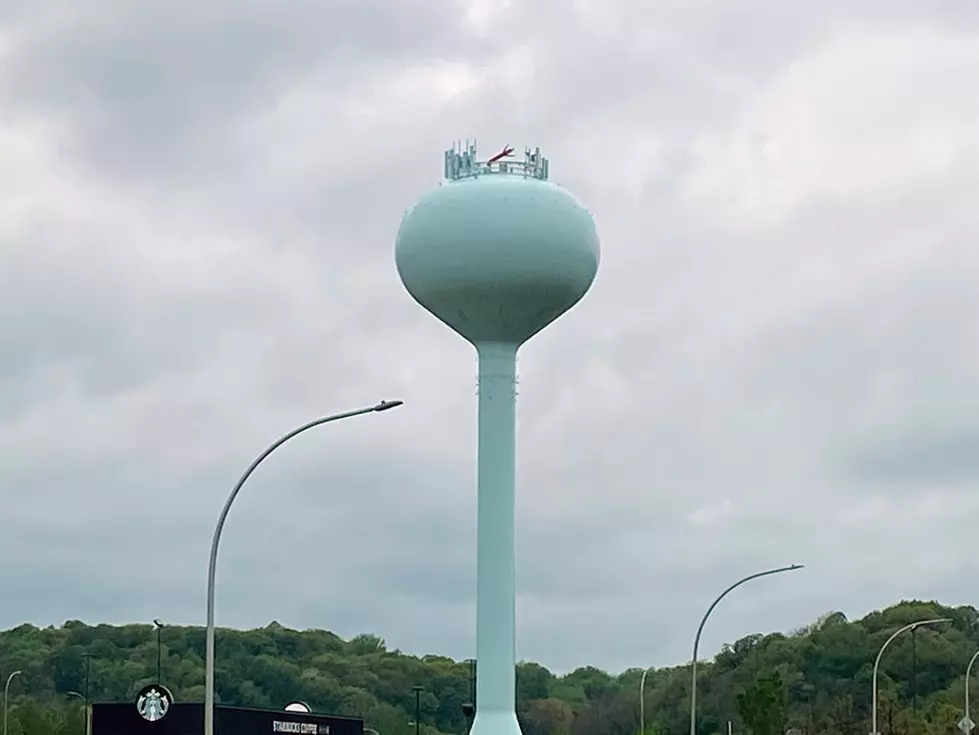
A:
737 672 786 735
521 698 574 735
2 600 978 735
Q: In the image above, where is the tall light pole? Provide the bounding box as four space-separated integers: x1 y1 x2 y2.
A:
462 659 475 734
689 565 804 735
911 625 918 714
153 620 164 684
639 666 654 735
412 685 423 735
83 654 92 735
4 671 22 735
204 399 404 735
871 618 950 735
84 654 91 705
67 691 86 735
965 650 979 730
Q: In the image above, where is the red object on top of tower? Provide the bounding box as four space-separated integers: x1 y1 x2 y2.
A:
486 145 514 164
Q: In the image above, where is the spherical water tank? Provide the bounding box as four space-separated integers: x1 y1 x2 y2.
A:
396 144 600 346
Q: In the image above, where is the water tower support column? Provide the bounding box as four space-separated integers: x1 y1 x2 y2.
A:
473 341 520 731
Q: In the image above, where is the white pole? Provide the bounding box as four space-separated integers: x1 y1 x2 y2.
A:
871 618 950 735
204 401 403 735
640 667 653 735
965 650 979 728
4 671 22 735
690 565 803 735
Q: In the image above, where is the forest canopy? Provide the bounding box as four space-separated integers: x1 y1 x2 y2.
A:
2 600 977 735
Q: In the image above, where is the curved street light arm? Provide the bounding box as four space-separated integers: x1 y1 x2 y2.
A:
640 666 654 735
204 400 403 735
967 650 979 726
871 617 951 735
4 671 23 735
690 564 803 735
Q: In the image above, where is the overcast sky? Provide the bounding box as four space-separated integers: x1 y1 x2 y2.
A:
1 0 978 676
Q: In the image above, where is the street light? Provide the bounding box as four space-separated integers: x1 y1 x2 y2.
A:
203 399 404 735
689 564 804 735
871 618 951 735
83 654 91 703
67 691 87 735
912 624 917 713
153 620 164 685
4 671 22 735
412 685 423 735
966 650 979 731
639 666 654 735
461 658 475 734
83 654 92 735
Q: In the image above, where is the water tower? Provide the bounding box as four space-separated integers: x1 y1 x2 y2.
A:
395 141 600 735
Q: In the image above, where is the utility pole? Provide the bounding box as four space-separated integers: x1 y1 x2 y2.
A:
912 626 918 714
153 620 164 684
461 660 475 734
470 658 476 712
412 686 423 735
84 653 92 735
84 654 91 704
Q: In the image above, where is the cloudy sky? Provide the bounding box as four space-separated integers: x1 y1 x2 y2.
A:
2 0 978 675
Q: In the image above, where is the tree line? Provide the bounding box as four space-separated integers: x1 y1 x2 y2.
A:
2 600 977 735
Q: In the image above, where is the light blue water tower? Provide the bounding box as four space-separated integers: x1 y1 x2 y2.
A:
396 141 600 735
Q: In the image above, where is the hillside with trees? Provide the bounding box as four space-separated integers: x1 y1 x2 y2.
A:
2 600 978 735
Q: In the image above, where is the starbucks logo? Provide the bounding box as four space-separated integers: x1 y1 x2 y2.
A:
135 684 173 722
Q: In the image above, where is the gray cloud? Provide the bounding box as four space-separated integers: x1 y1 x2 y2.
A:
1 1 978 675
1 1 493 176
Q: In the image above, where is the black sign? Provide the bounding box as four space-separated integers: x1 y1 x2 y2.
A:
93 702 362 735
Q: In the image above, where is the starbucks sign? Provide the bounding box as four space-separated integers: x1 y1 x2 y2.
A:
135 684 173 722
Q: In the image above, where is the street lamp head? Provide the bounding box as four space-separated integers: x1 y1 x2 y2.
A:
789 564 805 571
373 400 404 412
